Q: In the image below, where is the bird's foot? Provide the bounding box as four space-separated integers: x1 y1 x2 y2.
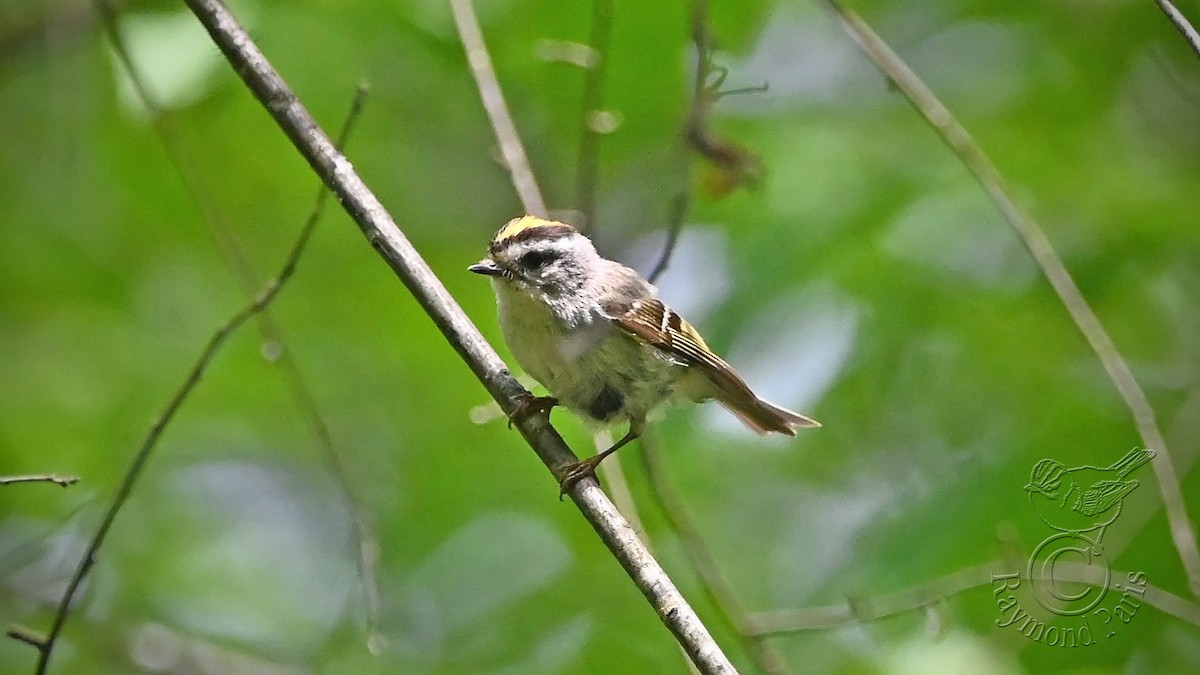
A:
507 394 558 429
557 456 603 498
556 428 640 499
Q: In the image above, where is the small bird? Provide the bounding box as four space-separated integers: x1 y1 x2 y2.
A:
469 215 819 489
1023 447 1156 538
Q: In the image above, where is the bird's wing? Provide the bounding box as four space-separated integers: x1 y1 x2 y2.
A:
1075 479 1138 517
600 296 757 403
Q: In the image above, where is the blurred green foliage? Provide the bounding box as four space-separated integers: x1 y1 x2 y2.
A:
2 0 1199 673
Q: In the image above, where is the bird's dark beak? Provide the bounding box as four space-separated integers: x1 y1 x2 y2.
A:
469 259 505 277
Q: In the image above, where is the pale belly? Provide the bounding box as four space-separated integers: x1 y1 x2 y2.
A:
497 291 682 426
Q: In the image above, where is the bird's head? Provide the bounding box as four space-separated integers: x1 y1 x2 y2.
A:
1024 458 1067 498
469 216 600 297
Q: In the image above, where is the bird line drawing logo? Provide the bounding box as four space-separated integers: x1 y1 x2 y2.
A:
991 448 1153 647
1023 447 1155 543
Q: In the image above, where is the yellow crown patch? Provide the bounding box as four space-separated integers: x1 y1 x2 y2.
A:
490 216 577 250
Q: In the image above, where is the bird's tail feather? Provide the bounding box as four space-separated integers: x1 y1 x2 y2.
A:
1110 447 1156 477
720 396 820 436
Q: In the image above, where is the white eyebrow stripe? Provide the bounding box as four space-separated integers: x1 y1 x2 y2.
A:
505 237 578 259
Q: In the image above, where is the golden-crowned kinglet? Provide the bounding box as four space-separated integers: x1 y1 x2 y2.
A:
470 216 819 487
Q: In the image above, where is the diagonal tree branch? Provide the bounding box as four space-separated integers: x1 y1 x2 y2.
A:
1155 0 1200 61
179 0 734 672
442 5 698 668
444 5 719 670
819 0 1200 598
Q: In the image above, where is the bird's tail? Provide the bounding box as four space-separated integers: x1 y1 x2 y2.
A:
720 396 821 436
1109 447 1156 477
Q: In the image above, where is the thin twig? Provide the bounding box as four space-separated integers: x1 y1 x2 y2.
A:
454 5 702 668
0 475 79 488
5 627 45 650
648 191 690 283
820 0 1200 598
749 560 1200 634
646 0 709 284
179 1 733 671
34 263 297 674
446 0 649 567
645 0 714 283
270 86 388 651
595 438 704 675
688 0 715 138
26 61 370 675
446 4 715 669
444 4 698 667
640 441 790 675
1156 0 1200 61
683 0 763 197
93 0 386 646
750 400 1200 639
284 87 388 652
594 431 647 536
444 2 663 658
574 0 614 233
447 0 547 218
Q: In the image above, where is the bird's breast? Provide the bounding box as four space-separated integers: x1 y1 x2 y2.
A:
494 287 680 425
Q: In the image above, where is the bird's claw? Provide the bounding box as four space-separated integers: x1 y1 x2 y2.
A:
557 457 601 499
507 394 558 429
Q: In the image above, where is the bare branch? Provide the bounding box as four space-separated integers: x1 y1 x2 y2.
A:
640 441 790 675
448 17 680 666
33 269 289 674
684 0 763 197
689 0 715 124
749 561 1200 634
597 440 708 675
27 26 372 673
94 0 386 647
454 6 702 667
648 192 689 284
594 431 646 536
177 0 733 671
5 627 45 650
820 0 1200 598
647 0 717 283
575 0 614 233
447 0 548 218
1156 0 1200 61
0 475 79 488
646 0 709 285
447 4 714 668
282 86 389 652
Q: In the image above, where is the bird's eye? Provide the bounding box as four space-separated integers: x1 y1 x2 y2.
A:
519 250 556 269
